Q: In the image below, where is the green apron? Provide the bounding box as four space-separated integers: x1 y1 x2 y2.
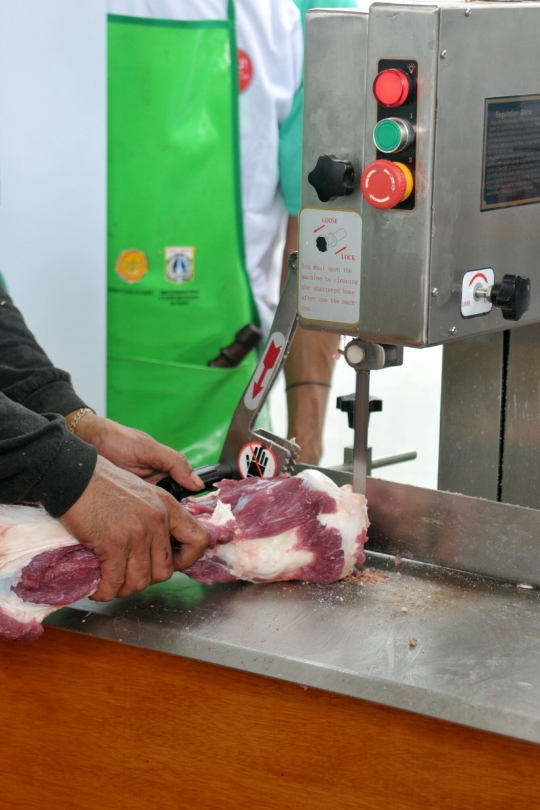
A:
107 7 259 467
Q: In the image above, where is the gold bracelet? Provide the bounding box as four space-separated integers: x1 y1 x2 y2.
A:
68 407 95 434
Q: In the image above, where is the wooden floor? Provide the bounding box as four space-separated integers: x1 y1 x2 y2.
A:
0 627 538 810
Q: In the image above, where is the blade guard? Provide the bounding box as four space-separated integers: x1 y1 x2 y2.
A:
219 252 300 478
157 253 300 502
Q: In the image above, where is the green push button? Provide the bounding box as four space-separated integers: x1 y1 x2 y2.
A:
374 118 403 153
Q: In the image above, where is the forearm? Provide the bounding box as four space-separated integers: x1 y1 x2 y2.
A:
0 289 88 416
280 216 340 464
0 394 97 516
284 330 340 464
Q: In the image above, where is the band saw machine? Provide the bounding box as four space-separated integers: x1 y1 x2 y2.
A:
159 0 540 595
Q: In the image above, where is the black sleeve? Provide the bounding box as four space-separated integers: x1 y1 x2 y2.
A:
0 290 89 416
0 394 97 517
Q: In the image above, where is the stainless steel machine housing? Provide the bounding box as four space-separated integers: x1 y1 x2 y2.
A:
300 2 540 347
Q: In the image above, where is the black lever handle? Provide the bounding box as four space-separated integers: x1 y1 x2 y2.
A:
490 274 531 322
157 462 236 502
336 394 383 429
308 154 355 202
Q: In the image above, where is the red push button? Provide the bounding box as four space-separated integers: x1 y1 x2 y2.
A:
361 160 414 209
373 69 412 108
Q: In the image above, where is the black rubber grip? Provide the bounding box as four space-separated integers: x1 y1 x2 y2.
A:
156 462 236 502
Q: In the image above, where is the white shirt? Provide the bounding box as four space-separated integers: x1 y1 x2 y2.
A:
108 0 303 334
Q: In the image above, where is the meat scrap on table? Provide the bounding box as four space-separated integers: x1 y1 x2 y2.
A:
343 569 388 585
0 470 368 642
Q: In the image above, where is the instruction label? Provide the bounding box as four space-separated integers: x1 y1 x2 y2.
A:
298 208 361 325
482 95 540 211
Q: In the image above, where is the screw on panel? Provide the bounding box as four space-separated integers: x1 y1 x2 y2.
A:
432 288 439 297
465 8 471 16
449 327 457 335
440 50 447 59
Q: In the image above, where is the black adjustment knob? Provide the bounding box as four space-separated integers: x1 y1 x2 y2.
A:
308 154 355 202
336 394 383 429
490 274 531 322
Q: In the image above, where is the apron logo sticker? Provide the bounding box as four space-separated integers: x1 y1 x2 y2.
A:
238 442 277 479
116 249 148 284
165 247 195 284
237 49 253 93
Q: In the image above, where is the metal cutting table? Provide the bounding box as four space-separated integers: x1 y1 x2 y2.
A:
2 474 540 809
48 555 540 746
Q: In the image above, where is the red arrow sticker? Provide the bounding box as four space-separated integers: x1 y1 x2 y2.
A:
244 331 286 410
252 339 281 398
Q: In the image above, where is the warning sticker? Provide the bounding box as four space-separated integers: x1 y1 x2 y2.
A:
482 95 540 211
238 442 277 479
298 208 361 326
244 331 286 410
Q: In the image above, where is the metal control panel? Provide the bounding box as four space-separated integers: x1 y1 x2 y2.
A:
299 9 367 335
299 3 540 347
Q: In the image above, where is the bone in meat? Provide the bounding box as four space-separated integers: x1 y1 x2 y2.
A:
182 470 369 584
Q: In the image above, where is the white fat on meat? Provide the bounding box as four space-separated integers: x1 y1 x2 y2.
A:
216 528 314 582
0 505 101 641
0 505 81 627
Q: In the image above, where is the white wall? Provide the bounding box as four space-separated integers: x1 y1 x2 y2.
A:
0 0 107 413
270 346 443 490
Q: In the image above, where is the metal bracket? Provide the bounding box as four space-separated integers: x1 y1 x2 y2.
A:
343 339 404 495
160 252 302 498
344 338 403 371
218 252 301 477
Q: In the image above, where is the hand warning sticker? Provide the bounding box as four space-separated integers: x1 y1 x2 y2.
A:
244 331 285 410
238 442 277 479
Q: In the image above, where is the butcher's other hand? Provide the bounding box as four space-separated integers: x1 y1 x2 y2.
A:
59 456 210 601
64 411 204 491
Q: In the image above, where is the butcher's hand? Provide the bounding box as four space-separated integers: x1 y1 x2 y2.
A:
59 456 210 601
64 411 204 491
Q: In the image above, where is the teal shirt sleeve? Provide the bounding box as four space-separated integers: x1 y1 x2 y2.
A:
279 0 359 217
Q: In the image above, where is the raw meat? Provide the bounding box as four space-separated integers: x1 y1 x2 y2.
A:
0 470 368 642
182 470 369 584
0 505 100 641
